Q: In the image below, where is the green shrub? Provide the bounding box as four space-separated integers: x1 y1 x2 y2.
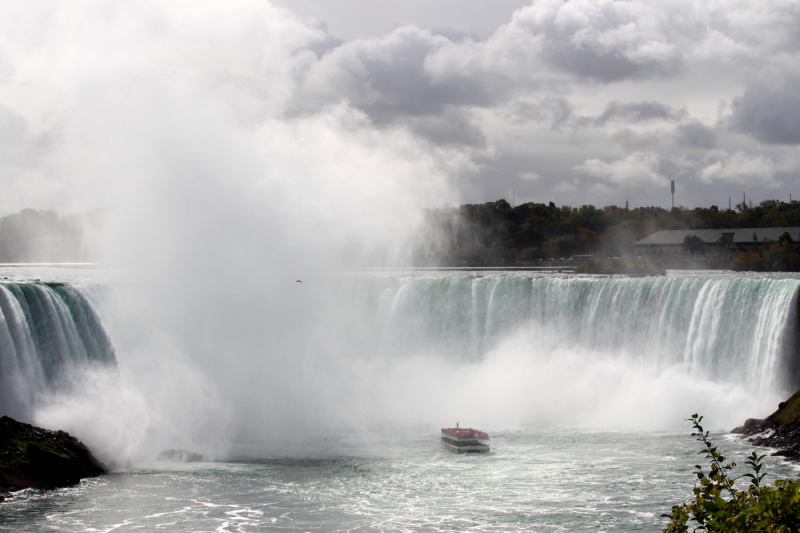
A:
663 414 800 532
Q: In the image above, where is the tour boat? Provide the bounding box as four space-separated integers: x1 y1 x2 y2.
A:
441 425 490 454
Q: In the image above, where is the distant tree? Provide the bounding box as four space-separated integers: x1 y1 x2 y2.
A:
682 235 705 258
709 236 732 269
411 197 800 268
544 234 578 259
486 245 506 266
732 250 764 271
496 220 518 247
763 237 800 272
513 223 544 249
576 227 599 253
520 247 545 261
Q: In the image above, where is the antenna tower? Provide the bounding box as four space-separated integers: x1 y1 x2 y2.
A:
671 180 675 209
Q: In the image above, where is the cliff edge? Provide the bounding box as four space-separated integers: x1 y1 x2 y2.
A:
734 389 800 460
0 416 106 500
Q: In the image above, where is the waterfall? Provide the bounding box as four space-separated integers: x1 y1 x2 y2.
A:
338 273 800 399
0 282 116 421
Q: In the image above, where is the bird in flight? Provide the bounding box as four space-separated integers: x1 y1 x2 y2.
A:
296 280 302 283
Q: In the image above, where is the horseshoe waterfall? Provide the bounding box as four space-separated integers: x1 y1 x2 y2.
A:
339 272 800 403
3 273 799 427
0 282 116 421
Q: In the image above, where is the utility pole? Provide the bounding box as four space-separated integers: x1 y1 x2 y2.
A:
625 198 629 211
729 197 731 210
671 180 675 210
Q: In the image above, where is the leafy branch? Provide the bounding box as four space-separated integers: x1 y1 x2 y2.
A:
663 414 800 533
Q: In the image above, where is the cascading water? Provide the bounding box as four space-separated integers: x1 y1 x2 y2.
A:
337 272 800 403
0 282 116 421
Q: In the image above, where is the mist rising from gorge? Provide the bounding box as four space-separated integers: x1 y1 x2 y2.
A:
11 0 456 462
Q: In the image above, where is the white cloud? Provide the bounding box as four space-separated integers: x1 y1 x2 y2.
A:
519 171 541 182
575 152 667 188
699 151 777 186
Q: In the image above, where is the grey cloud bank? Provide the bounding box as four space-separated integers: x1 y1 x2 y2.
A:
0 0 799 217
283 0 800 208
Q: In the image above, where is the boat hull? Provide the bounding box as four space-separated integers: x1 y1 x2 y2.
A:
441 431 490 454
441 441 490 453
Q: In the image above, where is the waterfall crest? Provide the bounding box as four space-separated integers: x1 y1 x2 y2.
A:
0 282 116 420
340 273 800 398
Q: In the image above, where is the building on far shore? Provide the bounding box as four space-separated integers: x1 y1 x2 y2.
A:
632 227 800 259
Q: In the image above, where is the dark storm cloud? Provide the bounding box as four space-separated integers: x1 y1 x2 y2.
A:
509 0 686 82
403 106 486 147
595 101 687 126
730 77 800 145
296 0 696 129
299 26 497 121
675 121 717 149
510 98 574 127
302 19 345 58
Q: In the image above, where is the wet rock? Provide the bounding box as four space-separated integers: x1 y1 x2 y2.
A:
0 416 106 500
734 389 800 462
731 418 766 434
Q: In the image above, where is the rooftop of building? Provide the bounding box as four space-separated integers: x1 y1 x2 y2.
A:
633 227 800 246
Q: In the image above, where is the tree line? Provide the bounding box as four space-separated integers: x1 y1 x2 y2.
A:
411 198 800 271
0 208 100 263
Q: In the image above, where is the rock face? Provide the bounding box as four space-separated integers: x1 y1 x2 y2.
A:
0 416 106 500
736 389 800 460
156 449 204 462
731 418 765 434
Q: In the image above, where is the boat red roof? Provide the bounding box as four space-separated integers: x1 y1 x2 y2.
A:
441 427 488 438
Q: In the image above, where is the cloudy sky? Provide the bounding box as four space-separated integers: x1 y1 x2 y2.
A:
1 0 800 216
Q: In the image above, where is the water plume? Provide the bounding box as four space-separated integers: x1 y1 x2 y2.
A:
6 1 455 462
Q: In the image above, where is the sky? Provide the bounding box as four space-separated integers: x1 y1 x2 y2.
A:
1 0 800 214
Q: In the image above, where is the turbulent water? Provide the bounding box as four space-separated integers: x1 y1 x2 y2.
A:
1 428 798 532
2 268 800 532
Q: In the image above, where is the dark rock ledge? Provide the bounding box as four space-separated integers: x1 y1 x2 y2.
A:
0 416 106 501
733 389 800 461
